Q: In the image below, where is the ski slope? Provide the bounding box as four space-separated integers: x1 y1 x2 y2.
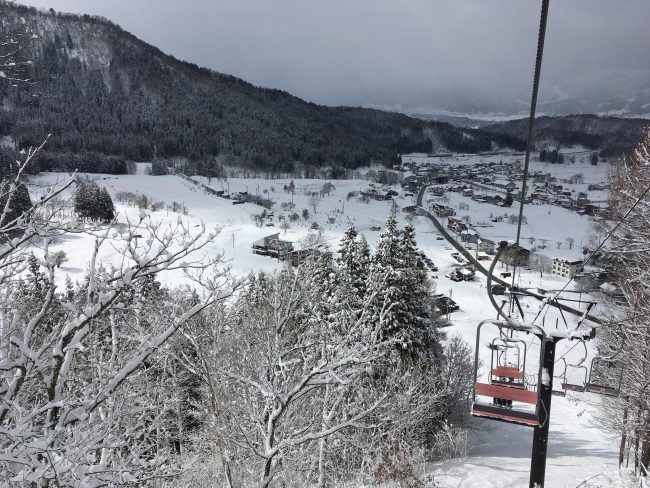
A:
433 394 622 487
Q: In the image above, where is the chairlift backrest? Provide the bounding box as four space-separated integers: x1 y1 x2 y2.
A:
490 337 527 388
585 334 625 396
585 356 623 396
560 359 588 393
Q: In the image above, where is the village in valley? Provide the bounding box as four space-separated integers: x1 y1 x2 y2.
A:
36 145 617 341
200 147 617 318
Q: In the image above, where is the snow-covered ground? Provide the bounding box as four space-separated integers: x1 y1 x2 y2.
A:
29 164 629 487
433 394 624 487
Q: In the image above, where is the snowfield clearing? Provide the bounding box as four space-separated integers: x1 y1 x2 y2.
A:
28 163 628 487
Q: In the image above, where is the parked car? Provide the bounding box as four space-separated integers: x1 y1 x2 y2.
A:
491 284 506 295
433 295 460 313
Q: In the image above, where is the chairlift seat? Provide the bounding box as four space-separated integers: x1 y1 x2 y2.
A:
471 401 540 427
585 383 619 396
561 382 585 393
586 356 623 397
471 320 546 428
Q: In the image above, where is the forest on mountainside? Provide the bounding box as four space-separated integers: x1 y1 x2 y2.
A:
483 114 649 158
0 2 525 176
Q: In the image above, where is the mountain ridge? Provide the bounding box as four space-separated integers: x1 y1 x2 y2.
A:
482 114 650 157
0 2 525 175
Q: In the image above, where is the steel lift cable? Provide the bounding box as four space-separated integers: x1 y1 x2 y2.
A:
508 0 550 317
589 311 650 330
550 181 650 327
554 338 587 366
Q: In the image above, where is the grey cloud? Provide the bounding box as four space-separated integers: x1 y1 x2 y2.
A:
16 0 650 114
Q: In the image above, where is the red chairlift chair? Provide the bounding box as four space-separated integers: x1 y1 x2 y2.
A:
472 320 547 428
489 337 527 390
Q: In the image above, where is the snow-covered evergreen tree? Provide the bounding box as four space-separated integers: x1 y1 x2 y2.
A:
365 212 406 346
98 186 116 221
0 180 32 232
399 221 420 270
336 226 358 274
334 226 369 318
363 214 441 359
354 234 371 287
399 221 440 357
374 211 401 269
74 178 116 222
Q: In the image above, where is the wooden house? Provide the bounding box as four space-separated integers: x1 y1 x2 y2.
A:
252 233 294 259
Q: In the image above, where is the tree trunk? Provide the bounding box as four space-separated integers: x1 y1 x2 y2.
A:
260 459 274 488
640 421 650 476
318 437 327 487
619 404 628 468
635 419 641 474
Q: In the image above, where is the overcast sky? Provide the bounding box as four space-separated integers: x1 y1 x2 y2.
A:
17 0 650 112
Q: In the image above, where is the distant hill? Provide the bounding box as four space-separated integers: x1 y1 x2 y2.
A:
0 3 526 176
483 115 650 158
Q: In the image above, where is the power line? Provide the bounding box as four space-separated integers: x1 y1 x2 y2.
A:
551 181 650 303
589 311 650 330
554 338 586 365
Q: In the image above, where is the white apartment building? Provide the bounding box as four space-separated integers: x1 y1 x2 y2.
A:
551 258 583 279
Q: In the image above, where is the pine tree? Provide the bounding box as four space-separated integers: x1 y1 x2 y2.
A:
399 222 439 358
0 180 32 230
303 249 337 328
354 234 371 288
336 226 358 273
151 160 169 176
74 179 115 222
332 227 372 336
98 187 115 222
74 178 95 221
336 226 364 298
399 222 419 270
365 212 407 347
374 211 400 269
364 215 441 359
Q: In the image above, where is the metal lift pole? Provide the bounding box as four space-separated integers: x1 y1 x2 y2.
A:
529 337 558 488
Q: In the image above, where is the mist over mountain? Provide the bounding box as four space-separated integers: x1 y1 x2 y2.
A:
371 69 650 123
